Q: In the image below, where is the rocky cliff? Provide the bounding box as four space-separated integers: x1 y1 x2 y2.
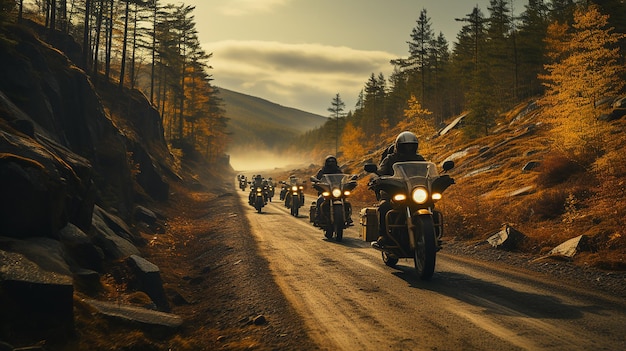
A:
0 21 180 345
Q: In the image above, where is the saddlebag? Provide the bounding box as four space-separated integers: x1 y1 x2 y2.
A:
359 207 379 242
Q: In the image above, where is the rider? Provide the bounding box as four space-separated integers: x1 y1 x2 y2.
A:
314 155 353 225
248 174 264 205
372 131 425 248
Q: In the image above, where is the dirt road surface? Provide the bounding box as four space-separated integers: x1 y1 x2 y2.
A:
238 188 626 351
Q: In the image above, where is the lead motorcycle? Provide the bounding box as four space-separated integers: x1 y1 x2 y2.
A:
310 173 358 242
363 160 454 280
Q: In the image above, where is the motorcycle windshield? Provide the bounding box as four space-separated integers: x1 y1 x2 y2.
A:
320 174 350 189
391 162 439 187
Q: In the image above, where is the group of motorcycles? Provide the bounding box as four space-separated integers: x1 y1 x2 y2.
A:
237 158 455 281
238 174 275 213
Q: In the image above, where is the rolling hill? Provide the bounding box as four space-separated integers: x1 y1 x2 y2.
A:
218 87 328 150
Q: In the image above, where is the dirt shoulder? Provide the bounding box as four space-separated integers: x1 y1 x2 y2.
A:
143 175 319 350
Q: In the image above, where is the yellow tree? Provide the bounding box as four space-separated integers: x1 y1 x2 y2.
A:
539 4 625 155
400 94 436 143
340 122 367 161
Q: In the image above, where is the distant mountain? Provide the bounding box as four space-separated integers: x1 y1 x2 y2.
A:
218 87 327 150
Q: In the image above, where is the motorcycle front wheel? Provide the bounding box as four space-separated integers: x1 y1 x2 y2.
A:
291 196 300 216
333 204 344 242
413 215 436 280
255 197 264 213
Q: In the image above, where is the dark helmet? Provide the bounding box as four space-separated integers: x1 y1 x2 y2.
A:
395 131 419 155
324 155 338 167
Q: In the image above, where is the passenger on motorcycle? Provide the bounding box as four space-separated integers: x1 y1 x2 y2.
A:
372 131 425 248
314 155 353 225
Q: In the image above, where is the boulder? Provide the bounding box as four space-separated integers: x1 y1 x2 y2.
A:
0 250 74 340
58 223 104 272
126 255 170 312
89 208 140 260
85 299 182 329
548 235 589 259
487 225 526 250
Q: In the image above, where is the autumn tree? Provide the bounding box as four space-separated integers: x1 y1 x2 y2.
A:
340 121 366 161
539 4 626 155
400 94 436 151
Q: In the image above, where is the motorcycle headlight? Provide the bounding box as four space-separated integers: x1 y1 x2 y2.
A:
393 194 407 202
299 186 304 190
432 193 442 201
332 188 342 198
322 191 330 197
291 186 298 191
343 190 351 196
411 187 428 204
256 187 262 191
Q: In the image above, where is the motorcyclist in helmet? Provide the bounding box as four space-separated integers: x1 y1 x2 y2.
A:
249 174 264 205
372 131 425 248
314 155 353 226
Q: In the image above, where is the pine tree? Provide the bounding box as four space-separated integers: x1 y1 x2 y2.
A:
328 93 346 155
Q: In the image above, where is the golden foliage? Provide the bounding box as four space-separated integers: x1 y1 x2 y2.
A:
539 4 626 155
340 121 367 161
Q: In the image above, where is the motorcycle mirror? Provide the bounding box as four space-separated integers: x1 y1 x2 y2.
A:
364 163 377 173
442 160 455 172
350 174 359 180
310 176 319 182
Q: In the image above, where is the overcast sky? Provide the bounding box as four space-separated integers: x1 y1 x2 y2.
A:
184 0 529 116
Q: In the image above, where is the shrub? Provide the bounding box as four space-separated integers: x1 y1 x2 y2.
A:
536 152 586 188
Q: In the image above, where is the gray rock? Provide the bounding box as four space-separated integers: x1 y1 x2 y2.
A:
134 205 157 227
126 255 170 312
487 225 526 250
85 299 182 329
58 222 104 272
90 209 140 260
0 250 74 338
509 185 534 197
522 161 540 171
549 235 589 259
0 236 72 276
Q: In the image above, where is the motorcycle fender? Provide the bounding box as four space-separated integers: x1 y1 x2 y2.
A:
416 209 432 215
332 200 343 205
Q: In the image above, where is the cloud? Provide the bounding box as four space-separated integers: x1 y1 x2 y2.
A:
216 0 291 16
205 40 396 115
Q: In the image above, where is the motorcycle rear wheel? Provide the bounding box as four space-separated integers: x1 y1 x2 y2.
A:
413 215 436 280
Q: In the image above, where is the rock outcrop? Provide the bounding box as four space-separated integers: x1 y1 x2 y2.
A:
0 21 180 342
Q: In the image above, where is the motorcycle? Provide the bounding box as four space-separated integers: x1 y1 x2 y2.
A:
310 173 358 242
239 177 247 191
284 181 305 217
363 160 454 280
249 183 267 213
266 181 275 202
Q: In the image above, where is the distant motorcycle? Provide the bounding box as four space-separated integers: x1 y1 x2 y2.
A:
284 181 305 217
266 181 275 202
239 177 247 191
310 173 357 242
363 160 454 280
249 184 267 213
